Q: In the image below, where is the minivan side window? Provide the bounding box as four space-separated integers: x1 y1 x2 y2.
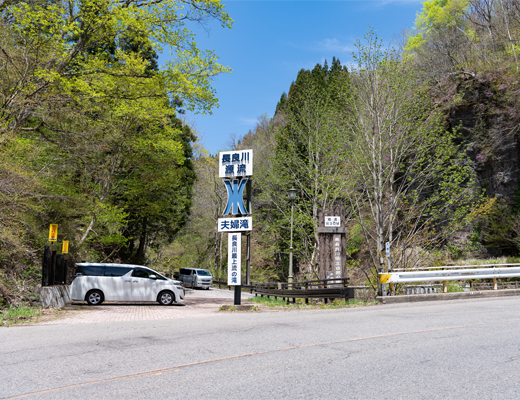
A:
76 265 105 276
132 268 153 278
131 267 166 280
104 267 132 277
179 268 189 275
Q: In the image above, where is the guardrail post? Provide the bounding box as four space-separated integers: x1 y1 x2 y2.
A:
443 281 447 293
493 278 498 290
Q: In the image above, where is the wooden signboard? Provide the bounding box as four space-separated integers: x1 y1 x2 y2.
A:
318 206 348 285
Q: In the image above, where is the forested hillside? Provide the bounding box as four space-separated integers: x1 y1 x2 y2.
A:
2 0 520 306
168 0 520 294
0 0 231 306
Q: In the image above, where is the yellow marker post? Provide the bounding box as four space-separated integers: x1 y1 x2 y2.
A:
62 241 69 254
48 224 58 242
379 273 392 284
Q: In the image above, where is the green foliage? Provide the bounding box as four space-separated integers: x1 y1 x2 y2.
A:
346 224 364 257
406 0 472 53
263 57 353 277
512 181 520 214
0 0 232 304
249 295 377 309
447 242 466 260
0 305 43 326
345 28 483 281
446 281 464 292
481 201 515 251
22 265 41 281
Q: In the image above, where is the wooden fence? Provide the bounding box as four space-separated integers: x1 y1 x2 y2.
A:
213 277 360 303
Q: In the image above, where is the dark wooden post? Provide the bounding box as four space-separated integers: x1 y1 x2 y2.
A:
55 254 62 284
49 250 56 286
42 245 50 287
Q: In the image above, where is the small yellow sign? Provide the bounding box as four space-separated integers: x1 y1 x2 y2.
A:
49 224 58 242
62 241 69 254
379 273 392 284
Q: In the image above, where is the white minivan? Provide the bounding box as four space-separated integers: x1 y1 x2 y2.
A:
70 263 185 305
177 268 213 289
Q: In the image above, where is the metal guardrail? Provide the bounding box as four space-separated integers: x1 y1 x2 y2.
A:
380 267 520 284
389 263 520 271
379 263 520 294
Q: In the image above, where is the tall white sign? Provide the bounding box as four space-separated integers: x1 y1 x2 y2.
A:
228 232 241 286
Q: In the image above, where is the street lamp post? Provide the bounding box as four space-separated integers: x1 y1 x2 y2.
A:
288 187 297 286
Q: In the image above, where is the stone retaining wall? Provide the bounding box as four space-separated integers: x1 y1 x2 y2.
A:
35 285 71 308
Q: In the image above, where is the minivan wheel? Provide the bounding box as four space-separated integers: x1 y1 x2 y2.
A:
86 290 103 305
158 291 174 305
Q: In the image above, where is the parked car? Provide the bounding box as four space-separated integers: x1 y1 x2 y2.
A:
177 268 213 289
71 263 185 306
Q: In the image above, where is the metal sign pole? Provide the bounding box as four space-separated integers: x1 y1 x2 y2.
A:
246 233 251 286
234 285 241 305
246 179 252 286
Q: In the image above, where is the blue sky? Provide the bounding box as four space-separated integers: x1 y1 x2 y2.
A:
167 0 424 155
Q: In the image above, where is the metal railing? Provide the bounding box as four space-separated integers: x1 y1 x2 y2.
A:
213 278 356 303
379 263 520 294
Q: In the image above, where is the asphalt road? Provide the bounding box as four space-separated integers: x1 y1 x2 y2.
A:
2 296 520 399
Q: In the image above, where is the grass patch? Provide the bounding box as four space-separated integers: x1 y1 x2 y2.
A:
250 296 291 307
456 257 509 266
249 296 378 309
0 304 43 327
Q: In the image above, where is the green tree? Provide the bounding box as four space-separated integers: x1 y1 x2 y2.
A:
265 58 353 278
117 116 198 264
345 30 482 293
0 0 232 302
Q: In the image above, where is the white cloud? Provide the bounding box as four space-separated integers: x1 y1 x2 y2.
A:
315 38 354 53
287 37 355 54
238 117 258 126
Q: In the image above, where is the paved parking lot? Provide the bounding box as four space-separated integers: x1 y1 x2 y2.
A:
38 288 255 325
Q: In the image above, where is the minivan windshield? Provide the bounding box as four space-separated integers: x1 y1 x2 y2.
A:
196 270 211 276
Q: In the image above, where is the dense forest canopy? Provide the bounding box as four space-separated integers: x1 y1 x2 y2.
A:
0 0 231 305
178 0 520 293
3 0 520 306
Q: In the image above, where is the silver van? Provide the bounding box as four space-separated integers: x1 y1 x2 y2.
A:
71 263 185 305
177 268 213 289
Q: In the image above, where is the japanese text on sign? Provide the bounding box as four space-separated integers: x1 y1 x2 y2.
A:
219 150 253 178
218 217 252 232
228 233 241 285
48 224 58 242
324 216 341 227
62 241 69 254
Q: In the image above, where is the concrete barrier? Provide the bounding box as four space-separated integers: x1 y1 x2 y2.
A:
378 288 520 304
35 285 71 308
